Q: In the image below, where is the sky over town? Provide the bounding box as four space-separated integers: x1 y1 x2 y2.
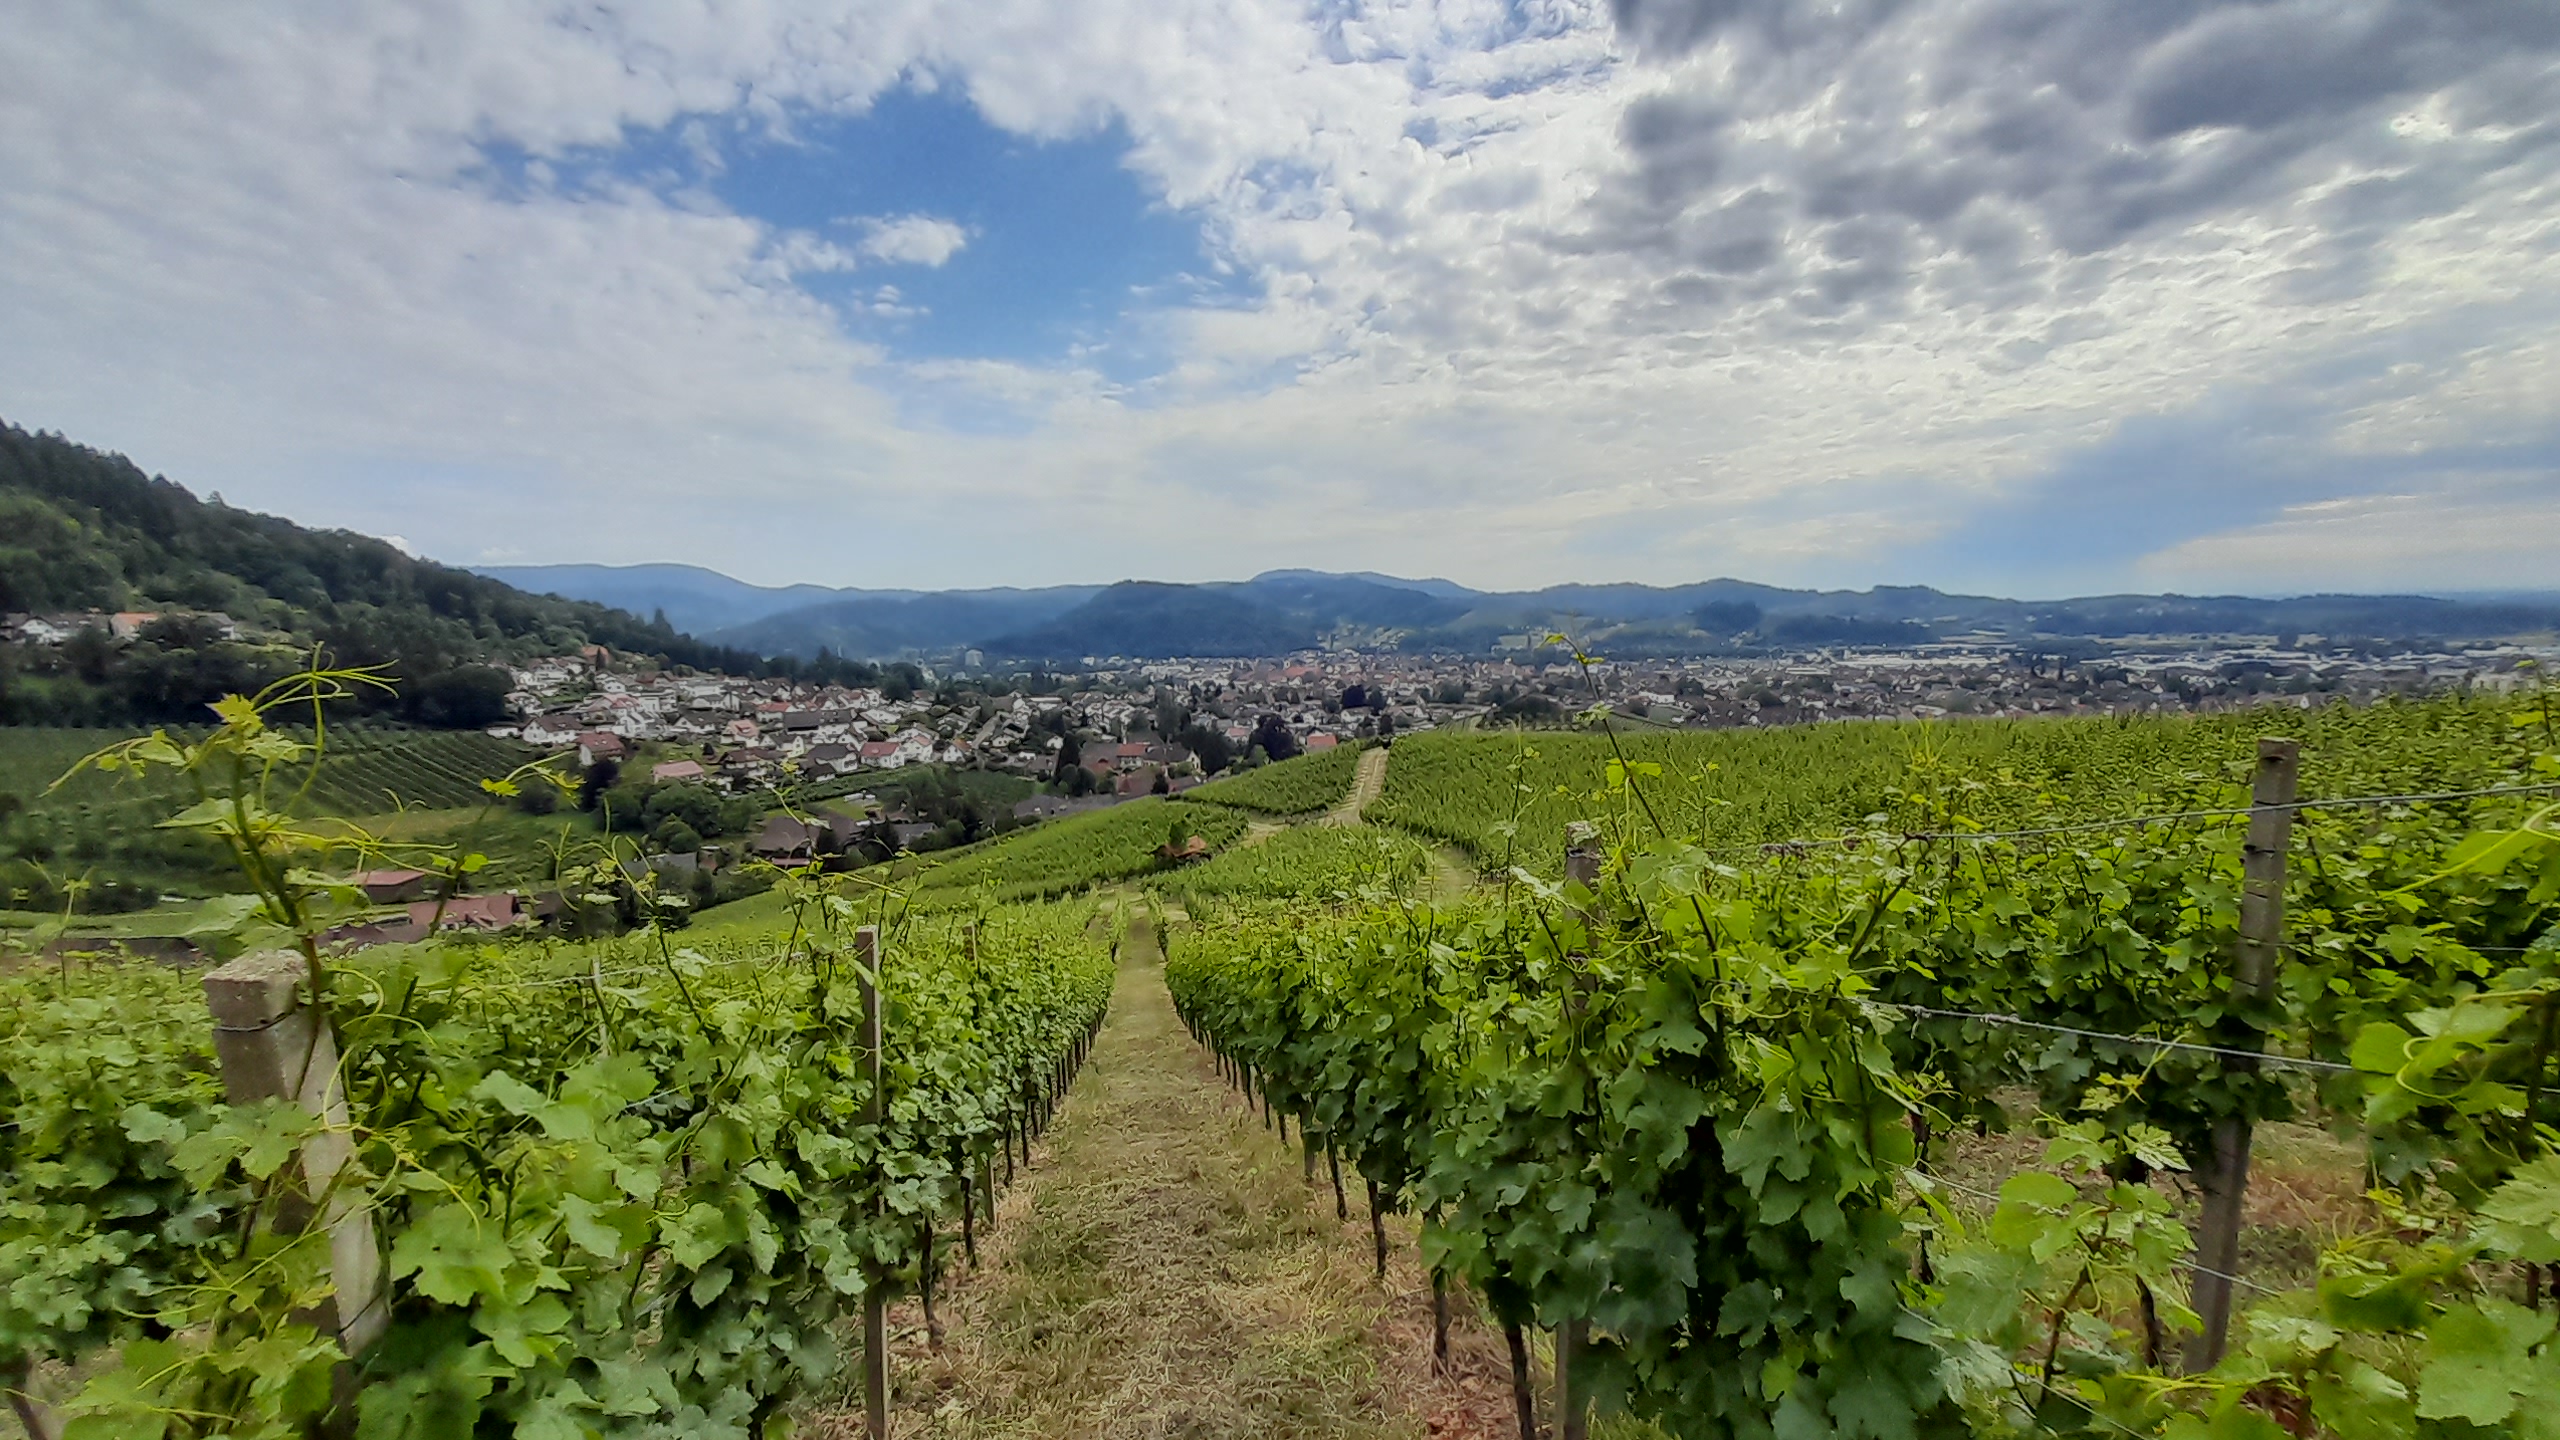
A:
3 1 2555 596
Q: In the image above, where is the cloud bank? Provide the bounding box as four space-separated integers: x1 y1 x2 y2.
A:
0 0 2552 594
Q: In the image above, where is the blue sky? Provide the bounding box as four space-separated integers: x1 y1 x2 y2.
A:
663 90 1251 377
0 1 2553 595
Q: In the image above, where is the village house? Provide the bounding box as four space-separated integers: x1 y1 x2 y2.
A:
719 747 782 787
576 732 629 767
407 893 519 934
650 759 706 784
520 716 580 748
352 868 435 904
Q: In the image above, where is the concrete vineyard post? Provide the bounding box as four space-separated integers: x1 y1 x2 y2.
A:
201 951 386 1358
2181 738 2298 1373
857 926 888 1440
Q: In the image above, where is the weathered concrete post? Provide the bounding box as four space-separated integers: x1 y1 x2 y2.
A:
201 950 386 1356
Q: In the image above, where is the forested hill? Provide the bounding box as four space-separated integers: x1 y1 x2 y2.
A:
0 421 869 727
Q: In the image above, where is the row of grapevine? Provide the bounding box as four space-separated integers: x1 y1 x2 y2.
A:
1148 825 1431 908
300 730 548 814
903 796 1248 906
1369 695 2539 871
1167 724 2560 1437
0 896 1116 1440
1180 743 1366 815
9 725 542 820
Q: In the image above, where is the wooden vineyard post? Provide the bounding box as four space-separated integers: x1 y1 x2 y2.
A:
1557 833 1603 1440
1432 1266 1452 1375
2182 738 2298 1373
1367 1178 1389 1280
202 952 387 1359
857 926 889 1440
957 1141 977 1267
1505 1323 1538 1440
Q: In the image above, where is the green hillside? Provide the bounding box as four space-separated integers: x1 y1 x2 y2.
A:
0 724 544 910
0 420 875 727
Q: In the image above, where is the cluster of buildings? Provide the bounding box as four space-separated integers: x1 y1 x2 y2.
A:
488 654 973 789
3 608 246 645
1109 638 2555 736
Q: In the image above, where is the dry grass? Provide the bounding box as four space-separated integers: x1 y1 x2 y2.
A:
808 911 1528 1440
1932 1096 2379 1293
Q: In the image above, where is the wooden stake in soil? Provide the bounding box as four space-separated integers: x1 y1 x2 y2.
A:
1367 1178 1389 1280
2181 738 2298 1374
1557 1321 1589 1440
957 1143 977 1267
1557 834 1603 1440
1329 1144 1348 1221
1505 1322 1539 1440
1432 1271 1452 1375
857 926 889 1440
4 1356 58 1440
920 1218 945 1352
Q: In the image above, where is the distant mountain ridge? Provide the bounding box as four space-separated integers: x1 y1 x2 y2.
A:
483 562 2560 663
472 562 885 635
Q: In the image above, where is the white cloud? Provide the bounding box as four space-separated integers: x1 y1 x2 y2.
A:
844 213 972 267
2138 473 2560 594
0 1 2551 593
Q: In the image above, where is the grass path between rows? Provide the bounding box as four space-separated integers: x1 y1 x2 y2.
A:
1318 747 1392 829
815 905 1523 1440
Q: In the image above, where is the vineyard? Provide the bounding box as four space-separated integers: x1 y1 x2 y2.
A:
1168 695 2560 1439
1149 823 1432 907
1 725 542 816
1 889 1114 1440
10 684 2560 1440
1180 742 1365 815
901 795 1249 906
3 725 549 907
1370 696 2535 872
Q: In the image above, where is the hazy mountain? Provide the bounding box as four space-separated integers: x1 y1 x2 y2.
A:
466 559 2560 664
1249 568 1480 602
473 562 877 635
984 582 1316 660
1220 573 1471 630
708 588 1102 659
